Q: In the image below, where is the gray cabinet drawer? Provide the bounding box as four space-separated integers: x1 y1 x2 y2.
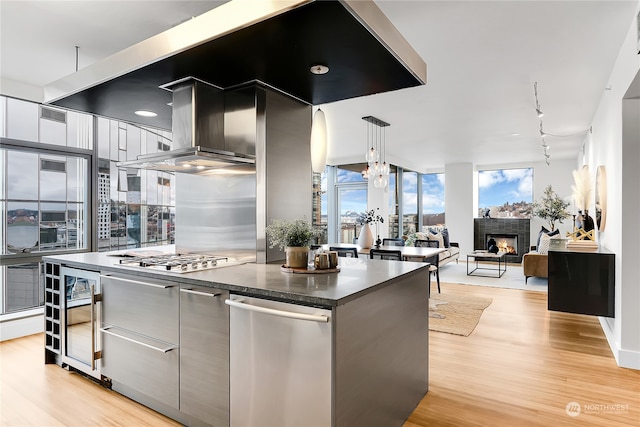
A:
180 286 230 426
100 274 179 344
101 326 179 409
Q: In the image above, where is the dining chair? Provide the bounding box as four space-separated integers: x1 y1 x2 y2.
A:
414 239 441 294
329 246 359 258
382 238 405 247
369 249 402 261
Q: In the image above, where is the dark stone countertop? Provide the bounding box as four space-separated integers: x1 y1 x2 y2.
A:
43 249 429 308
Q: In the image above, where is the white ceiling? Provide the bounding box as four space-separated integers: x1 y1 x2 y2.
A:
1 0 637 172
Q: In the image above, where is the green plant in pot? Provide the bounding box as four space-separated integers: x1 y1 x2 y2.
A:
532 184 571 231
266 217 316 268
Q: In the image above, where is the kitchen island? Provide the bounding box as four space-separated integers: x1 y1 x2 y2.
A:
44 251 430 427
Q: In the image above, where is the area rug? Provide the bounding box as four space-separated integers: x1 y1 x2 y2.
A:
428 292 493 336
438 262 548 292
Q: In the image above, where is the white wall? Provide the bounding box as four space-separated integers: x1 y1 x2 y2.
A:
588 4 640 370
444 163 474 255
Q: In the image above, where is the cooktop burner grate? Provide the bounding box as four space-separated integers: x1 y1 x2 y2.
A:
118 254 231 273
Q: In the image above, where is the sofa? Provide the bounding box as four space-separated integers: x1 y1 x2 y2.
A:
404 228 460 267
523 251 547 283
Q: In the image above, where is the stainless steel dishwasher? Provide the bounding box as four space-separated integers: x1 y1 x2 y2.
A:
226 295 332 427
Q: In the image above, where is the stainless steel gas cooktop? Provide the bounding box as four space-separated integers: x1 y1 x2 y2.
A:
118 253 241 273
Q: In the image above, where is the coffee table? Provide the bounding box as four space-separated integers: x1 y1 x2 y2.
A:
467 250 507 278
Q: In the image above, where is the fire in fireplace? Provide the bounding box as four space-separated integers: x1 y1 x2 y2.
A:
486 234 518 255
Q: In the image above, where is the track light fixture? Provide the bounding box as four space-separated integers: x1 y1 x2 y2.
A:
534 82 550 165
534 82 544 118
534 82 591 166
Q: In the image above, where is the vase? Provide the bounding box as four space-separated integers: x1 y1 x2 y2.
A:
358 224 374 249
285 246 309 268
582 209 595 233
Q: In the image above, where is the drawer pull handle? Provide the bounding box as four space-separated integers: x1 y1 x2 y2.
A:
100 326 177 353
99 275 173 289
180 288 221 297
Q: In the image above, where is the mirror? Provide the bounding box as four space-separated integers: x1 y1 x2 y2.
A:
595 165 607 231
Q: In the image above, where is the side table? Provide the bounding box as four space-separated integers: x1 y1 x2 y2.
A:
467 250 507 278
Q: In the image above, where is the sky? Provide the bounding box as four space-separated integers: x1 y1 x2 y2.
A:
400 172 445 214
478 168 533 208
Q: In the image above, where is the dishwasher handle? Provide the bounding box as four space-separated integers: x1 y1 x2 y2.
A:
225 299 329 323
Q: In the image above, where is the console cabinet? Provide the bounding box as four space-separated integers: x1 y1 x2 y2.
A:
548 245 615 317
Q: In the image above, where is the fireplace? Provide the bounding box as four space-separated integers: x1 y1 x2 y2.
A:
486 234 518 255
474 219 530 263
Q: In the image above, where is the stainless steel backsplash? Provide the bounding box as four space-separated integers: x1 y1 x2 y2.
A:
175 172 257 260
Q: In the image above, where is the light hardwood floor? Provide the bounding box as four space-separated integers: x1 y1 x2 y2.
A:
1 283 638 426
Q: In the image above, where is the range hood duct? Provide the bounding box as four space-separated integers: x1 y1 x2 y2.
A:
118 78 255 174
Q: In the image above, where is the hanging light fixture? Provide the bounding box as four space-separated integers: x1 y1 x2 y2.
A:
310 108 327 173
362 115 390 189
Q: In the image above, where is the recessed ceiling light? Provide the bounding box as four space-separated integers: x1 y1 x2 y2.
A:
310 64 329 75
511 133 520 136
135 110 157 117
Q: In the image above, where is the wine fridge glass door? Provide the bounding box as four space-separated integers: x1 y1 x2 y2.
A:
61 267 101 379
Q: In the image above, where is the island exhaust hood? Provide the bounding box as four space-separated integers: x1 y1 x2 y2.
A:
44 0 426 131
117 78 256 173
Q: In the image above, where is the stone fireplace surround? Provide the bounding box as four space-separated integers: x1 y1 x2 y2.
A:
474 218 530 263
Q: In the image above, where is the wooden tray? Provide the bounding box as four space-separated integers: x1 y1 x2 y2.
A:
280 265 340 274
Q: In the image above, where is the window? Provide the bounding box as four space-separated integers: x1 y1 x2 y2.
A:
335 164 367 244
422 173 445 226
312 171 327 244
1 148 89 315
96 118 175 251
387 167 399 237
3 149 89 254
0 96 175 318
402 170 418 235
478 168 533 218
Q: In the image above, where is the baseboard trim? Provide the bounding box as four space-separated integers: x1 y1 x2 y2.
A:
599 316 640 370
0 311 44 342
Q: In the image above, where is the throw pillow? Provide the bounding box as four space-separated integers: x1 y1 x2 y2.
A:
429 231 445 249
538 233 553 254
538 233 562 254
536 226 559 250
405 232 430 247
441 228 451 248
536 226 549 250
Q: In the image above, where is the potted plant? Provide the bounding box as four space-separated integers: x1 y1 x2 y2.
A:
358 208 384 248
265 217 316 268
532 185 570 231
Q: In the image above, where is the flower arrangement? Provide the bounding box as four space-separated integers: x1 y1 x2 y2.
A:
571 166 592 212
265 217 316 250
358 208 384 226
532 185 571 231
358 208 384 247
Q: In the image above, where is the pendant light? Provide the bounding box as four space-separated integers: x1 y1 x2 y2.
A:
310 108 328 173
362 115 390 188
